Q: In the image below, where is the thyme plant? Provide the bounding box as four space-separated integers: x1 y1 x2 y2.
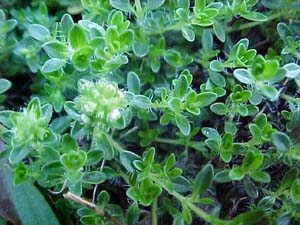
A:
1 0 300 224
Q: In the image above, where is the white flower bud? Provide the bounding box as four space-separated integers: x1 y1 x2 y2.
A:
80 114 90 123
109 109 121 121
83 101 97 113
118 90 124 98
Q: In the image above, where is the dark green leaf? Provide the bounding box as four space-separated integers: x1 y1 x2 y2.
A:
249 171 271 183
110 0 132 11
271 131 291 152
0 168 60 225
229 166 245 180
126 202 140 225
192 164 214 198
213 21 225 42
175 114 190 136
0 79 12 94
82 171 106 184
28 24 50 42
127 72 140 94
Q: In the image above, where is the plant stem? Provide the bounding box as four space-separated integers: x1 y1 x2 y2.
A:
134 0 143 21
148 22 186 35
119 126 139 140
227 12 282 33
63 192 125 225
151 198 158 225
154 137 183 145
280 93 300 104
154 137 206 149
150 176 226 225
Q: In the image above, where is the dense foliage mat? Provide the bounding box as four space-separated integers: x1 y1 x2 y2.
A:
1 0 300 224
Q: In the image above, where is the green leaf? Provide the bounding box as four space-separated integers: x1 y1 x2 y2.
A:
271 131 291 152
127 71 140 94
70 46 93 71
0 168 60 225
86 150 103 166
0 19 17 34
257 196 275 210
202 127 220 140
261 0 281 9
41 58 65 73
195 92 217 108
194 0 206 10
126 202 140 225
249 123 260 140
119 30 134 48
233 69 255 84
42 41 69 59
168 97 181 113
260 85 278 100
120 150 141 172
244 178 258 198
182 205 192 224
181 27 195 42
220 133 233 163
229 166 245 180
0 79 12 94
210 102 228 115
240 11 267 22
69 24 87 50
280 167 298 190
209 71 226 87
61 150 87 170
13 162 28 185
164 49 181 67
9 144 31 164
225 121 237 134
64 101 80 120
228 210 268 225
291 179 300 204
283 63 300 78
41 161 65 176
175 113 191 136
213 20 225 42
62 134 78 153
133 38 150 57
174 75 188 98
82 171 106 184
110 0 132 11
132 95 151 109
214 170 231 183
192 164 214 198
242 151 263 171
92 131 115 160
202 29 213 50
237 105 248 116
60 14 74 37
41 104 53 123
277 23 293 40
0 110 13 128
146 0 165 9
28 24 50 42
173 215 185 225
210 60 224 72
249 171 271 183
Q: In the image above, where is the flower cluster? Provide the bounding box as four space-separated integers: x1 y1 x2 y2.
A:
11 98 48 145
74 79 126 126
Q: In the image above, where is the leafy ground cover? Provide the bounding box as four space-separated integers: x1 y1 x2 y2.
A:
0 0 300 224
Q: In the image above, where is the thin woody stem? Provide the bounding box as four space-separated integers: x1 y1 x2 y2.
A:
63 192 125 225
